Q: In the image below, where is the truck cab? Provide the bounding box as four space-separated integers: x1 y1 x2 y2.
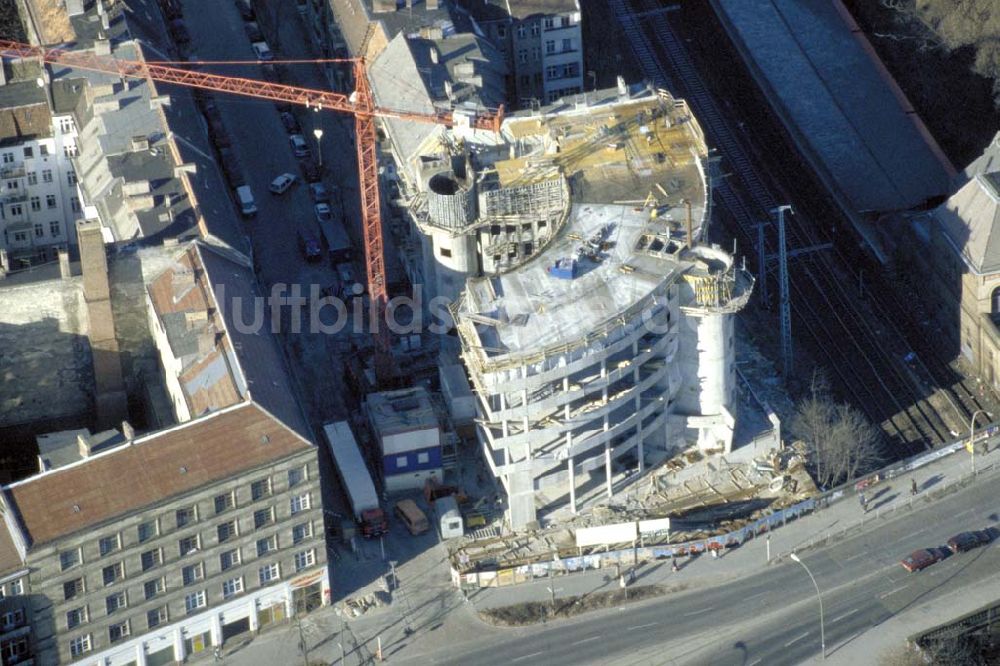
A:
359 507 388 537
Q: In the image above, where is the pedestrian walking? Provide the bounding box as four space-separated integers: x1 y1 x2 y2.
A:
671 559 679 573
213 646 222 662
859 493 868 513
910 479 918 496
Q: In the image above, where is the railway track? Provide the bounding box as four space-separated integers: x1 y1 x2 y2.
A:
611 0 971 453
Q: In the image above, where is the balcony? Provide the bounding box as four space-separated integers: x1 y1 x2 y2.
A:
0 163 25 179
1 192 27 205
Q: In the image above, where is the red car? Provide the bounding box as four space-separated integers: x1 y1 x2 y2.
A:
900 548 943 573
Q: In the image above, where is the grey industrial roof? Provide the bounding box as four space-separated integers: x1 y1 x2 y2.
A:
365 0 473 41
410 33 507 108
935 172 1000 275
713 0 953 213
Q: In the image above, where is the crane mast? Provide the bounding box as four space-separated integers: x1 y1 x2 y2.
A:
0 40 502 388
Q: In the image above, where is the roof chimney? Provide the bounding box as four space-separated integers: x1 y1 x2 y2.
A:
66 0 85 16
94 35 111 57
373 0 396 12
130 135 150 152
58 248 71 279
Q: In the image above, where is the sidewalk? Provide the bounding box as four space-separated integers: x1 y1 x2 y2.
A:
466 435 1000 612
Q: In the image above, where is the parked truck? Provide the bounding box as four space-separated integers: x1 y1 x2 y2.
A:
323 421 388 538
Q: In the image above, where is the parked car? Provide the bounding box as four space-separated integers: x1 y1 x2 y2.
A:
235 185 257 217
947 531 991 553
299 157 321 183
251 41 273 62
244 21 263 43
309 182 330 203
900 548 944 573
298 230 323 262
314 203 332 224
168 19 190 43
289 134 310 158
234 0 255 20
269 173 297 195
280 111 300 134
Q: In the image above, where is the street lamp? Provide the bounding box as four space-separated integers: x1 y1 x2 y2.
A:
313 127 324 169
969 409 993 474
790 552 825 660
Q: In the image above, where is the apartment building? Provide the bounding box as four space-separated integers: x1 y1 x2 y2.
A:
0 237 327 665
458 0 583 106
0 59 81 273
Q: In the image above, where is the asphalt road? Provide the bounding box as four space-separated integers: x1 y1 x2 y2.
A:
395 476 1000 665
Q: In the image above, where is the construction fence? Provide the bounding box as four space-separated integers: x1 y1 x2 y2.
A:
451 426 1000 591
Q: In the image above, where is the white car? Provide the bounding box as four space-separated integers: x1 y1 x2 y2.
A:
269 172 296 195
289 134 310 158
314 203 332 223
251 41 273 62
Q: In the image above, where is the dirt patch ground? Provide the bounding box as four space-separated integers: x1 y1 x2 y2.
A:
842 0 1000 167
478 583 687 626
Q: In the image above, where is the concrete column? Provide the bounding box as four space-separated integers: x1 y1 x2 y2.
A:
211 612 223 647
248 599 259 632
568 453 576 514
522 367 531 464
635 364 644 473
135 642 148 666
601 358 612 498
173 628 186 663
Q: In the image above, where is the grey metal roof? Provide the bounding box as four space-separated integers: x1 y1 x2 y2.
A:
713 0 953 213
456 0 579 22
369 32 443 166
410 33 507 109
196 243 310 439
961 132 1000 185
50 77 87 115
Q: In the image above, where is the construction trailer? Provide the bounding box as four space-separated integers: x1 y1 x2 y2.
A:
364 387 443 492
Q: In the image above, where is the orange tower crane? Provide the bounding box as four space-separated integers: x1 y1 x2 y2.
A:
0 40 503 387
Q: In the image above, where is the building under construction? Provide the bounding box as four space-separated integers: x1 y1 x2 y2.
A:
370 46 754 527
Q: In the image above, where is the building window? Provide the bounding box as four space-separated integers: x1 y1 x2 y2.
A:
40 143 49 156
2 635 28 662
531 46 540 61
61 548 82 571
109 620 130 643
12 231 26 242
290 493 311 515
45 194 56 209
545 40 555 54
254 507 275 529
256 534 277 557
220 548 241 571
439 247 452 258
0 608 23 631
137 519 158 543
50 220 60 237
217 519 238 543
26 171 36 185
215 491 236 514
562 38 572 51
546 65 559 79
34 223 43 238
417 451 430 464
42 169 52 183
258 562 280 584
147 606 168 629
294 549 316 572
144 577 166 600
179 534 200 556
292 521 313 544
288 466 307 487
63 141 78 157
23 146 32 159
517 49 527 64
8 204 22 217
7 579 21 595
67 169 77 185
29 196 40 212
544 17 554 29
69 634 91 657
5 179 17 190
101 562 125 585
222 576 244 599
59 117 74 133
182 563 204 586
141 548 163 571
64 577 85 600
2 152 12 164
70 195 81 213
396 456 407 469
99 534 121 557
184 590 206 614
105 590 127 614
516 25 525 39
497 25 507 38
251 477 272 501
66 606 87 629
176 505 197 528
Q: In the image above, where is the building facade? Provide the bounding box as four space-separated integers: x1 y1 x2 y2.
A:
0 61 80 272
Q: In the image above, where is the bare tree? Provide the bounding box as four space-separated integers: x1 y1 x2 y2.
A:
792 372 882 488
880 638 989 666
